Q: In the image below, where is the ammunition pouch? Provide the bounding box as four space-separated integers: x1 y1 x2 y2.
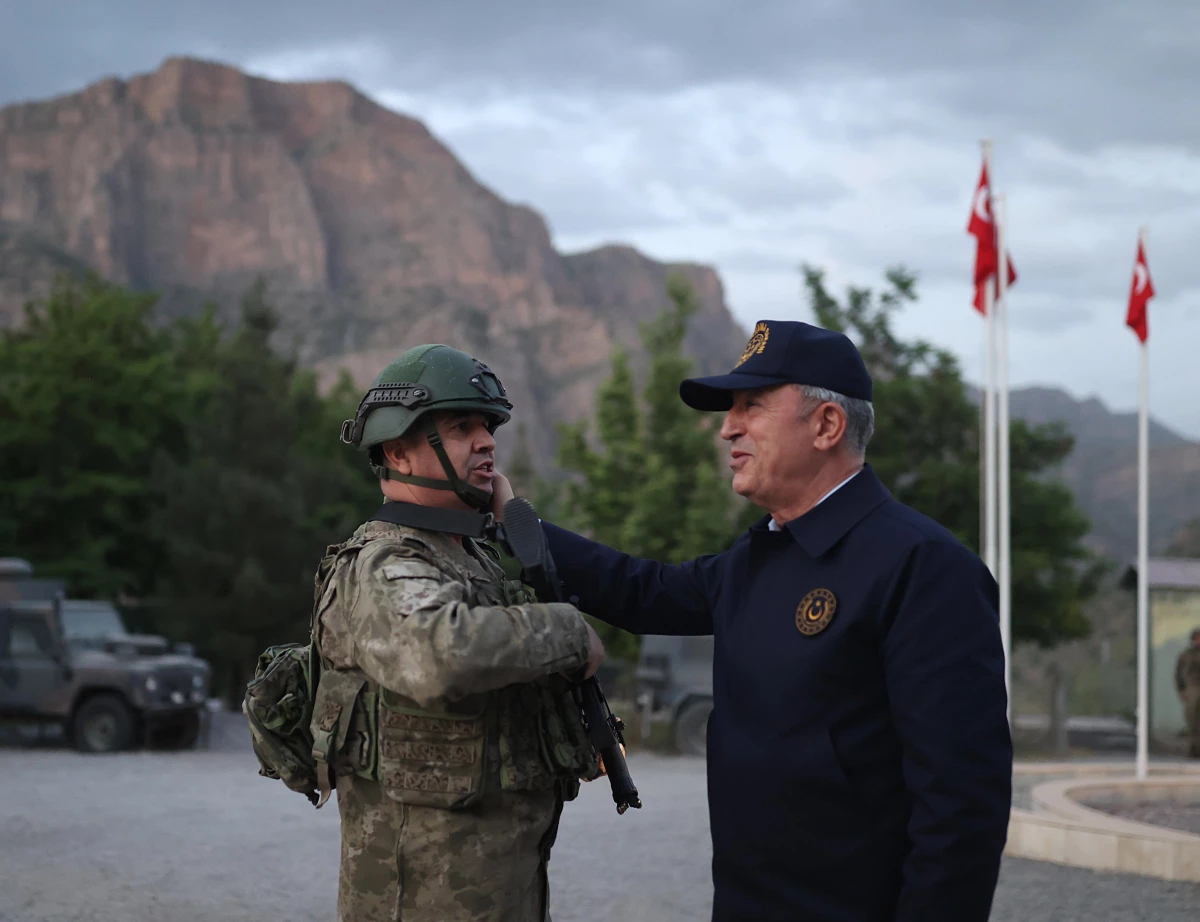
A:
377 689 490 809
311 670 378 805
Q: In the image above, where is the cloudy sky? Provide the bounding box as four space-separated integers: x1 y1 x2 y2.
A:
4 1 1199 437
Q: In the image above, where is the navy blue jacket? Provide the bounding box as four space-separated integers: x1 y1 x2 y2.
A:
542 466 1012 922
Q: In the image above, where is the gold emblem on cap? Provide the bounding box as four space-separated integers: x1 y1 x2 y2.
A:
796 588 836 636
735 322 770 367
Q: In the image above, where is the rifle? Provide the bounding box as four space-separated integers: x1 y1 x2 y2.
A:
492 497 642 815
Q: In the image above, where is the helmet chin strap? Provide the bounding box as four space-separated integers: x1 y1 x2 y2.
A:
371 418 493 510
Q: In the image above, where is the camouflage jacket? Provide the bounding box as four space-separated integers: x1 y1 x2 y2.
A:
315 517 596 921
313 518 597 807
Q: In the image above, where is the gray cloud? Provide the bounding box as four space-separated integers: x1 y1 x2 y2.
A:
3 1 1198 150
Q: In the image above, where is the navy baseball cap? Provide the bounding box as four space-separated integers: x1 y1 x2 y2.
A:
680 320 873 411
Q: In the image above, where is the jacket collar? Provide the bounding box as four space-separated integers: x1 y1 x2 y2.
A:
750 464 891 558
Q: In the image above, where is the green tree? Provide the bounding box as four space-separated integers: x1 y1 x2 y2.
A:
506 422 538 500
554 275 749 658
149 280 378 703
1 274 383 701
802 264 1104 647
0 275 187 598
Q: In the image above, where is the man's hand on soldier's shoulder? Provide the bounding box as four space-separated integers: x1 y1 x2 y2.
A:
490 471 515 521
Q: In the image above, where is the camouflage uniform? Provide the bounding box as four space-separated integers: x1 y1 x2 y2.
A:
1176 640 1200 758
314 517 596 922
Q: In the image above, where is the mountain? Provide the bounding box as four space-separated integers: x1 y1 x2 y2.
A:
1002 387 1200 562
0 56 746 459
0 225 93 321
1167 518 1200 557
1 57 1194 561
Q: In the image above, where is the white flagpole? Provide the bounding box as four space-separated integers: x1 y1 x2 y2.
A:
1135 225 1150 781
996 193 1012 720
982 140 998 580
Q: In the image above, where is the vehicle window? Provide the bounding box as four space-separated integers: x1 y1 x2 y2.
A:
681 636 715 661
9 618 55 658
59 603 126 639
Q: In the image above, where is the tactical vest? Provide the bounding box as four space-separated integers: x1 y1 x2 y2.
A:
308 528 599 810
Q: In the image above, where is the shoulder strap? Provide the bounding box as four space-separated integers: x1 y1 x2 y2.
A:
368 501 494 540
308 536 369 684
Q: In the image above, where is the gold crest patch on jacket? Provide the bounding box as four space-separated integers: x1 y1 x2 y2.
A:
796 588 837 636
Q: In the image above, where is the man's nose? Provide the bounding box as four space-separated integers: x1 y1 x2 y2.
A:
476 427 496 452
719 410 742 441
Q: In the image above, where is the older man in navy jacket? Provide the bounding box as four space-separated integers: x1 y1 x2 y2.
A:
494 320 1013 922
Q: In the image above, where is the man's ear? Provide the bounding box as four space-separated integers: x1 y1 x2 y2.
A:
380 437 414 475
812 403 848 452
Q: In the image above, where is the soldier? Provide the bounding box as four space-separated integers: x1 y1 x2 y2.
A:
1176 627 1200 758
313 344 605 922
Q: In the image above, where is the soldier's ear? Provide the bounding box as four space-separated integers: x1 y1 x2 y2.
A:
380 437 415 474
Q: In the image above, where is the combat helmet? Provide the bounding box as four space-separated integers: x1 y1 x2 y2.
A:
340 344 513 509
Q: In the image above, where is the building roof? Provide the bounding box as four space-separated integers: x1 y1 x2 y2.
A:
1119 557 1200 591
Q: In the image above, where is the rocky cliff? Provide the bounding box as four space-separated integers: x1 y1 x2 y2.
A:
0 56 747 458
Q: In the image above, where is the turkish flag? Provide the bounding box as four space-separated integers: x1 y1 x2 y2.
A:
967 161 1017 314
1126 238 1154 342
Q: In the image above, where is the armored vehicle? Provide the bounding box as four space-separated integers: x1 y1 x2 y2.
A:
635 634 714 756
0 558 210 752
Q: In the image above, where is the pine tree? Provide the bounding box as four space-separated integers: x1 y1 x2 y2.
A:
555 274 747 658
506 422 538 501
150 279 379 702
0 275 188 598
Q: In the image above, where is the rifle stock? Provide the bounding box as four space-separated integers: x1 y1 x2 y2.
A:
496 497 642 814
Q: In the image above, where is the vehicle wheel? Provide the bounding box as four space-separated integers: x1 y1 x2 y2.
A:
149 711 202 750
71 694 136 753
674 698 712 757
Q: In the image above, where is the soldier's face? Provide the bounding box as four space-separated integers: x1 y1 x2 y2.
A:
387 411 497 507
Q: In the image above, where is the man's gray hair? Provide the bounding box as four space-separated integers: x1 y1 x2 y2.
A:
795 385 875 455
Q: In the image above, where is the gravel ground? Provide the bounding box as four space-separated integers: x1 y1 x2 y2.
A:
1091 803 1200 837
2 713 1199 922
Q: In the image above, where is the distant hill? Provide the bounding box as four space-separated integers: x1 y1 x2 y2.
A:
0 225 92 322
993 386 1200 561
1166 519 1200 557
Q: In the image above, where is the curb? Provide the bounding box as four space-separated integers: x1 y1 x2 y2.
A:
1013 760 1200 776
1004 775 1200 881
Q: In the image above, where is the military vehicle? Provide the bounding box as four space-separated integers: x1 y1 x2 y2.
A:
0 558 211 752
635 634 714 756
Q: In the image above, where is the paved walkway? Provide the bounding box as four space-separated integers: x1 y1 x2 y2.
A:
1 717 1198 921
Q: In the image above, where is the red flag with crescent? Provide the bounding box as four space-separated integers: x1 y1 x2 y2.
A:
1126 238 1154 342
967 161 1017 314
